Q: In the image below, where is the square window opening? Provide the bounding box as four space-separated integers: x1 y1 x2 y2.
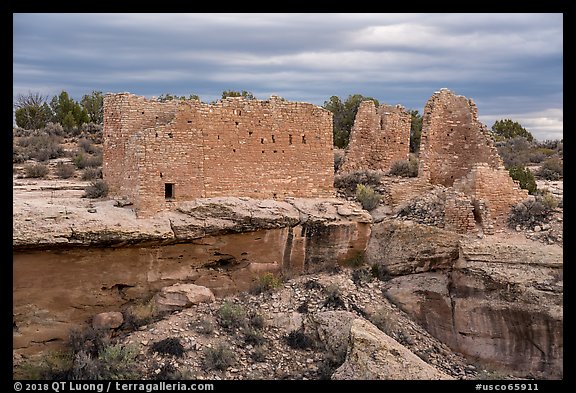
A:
165 183 175 199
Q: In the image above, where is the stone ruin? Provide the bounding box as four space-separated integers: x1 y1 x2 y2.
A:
103 93 334 217
338 88 528 234
419 89 528 231
103 89 528 232
338 101 411 173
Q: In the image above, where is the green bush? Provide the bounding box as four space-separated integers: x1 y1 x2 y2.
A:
508 166 537 194
55 162 76 179
82 167 102 180
78 138 97 154
243 327 265 346
355 183 381 210
536 157 563 180
250 272 283 295
17 133 64 162
24 163 49 178
389 157 418 177
508 197 554 229
203 343 234 371
217 302 246 330
22 327 140 380
84 180 108 198
334 170 381 194
74 152 102 169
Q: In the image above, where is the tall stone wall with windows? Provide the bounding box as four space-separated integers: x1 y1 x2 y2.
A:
103 93 334 217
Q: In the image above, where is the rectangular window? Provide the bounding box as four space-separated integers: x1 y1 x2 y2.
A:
165 183 175 199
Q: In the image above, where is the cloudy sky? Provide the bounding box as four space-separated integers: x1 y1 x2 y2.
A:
13 13 563 141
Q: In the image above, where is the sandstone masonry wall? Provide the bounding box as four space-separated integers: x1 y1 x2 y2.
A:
103 93 334 217
418 89 528 230
339 101 410 173
418 89 503 186
453 163 528 226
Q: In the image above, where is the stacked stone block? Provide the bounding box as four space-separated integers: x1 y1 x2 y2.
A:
453 163 528 227
103 93 334 217
339 101 410 173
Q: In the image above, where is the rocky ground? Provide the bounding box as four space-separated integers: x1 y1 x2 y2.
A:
114 270 487 380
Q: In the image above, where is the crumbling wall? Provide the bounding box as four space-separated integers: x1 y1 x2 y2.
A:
103 93 334 217
453 163 528 226
339 101 410 173
444 191 476 234
418 89 528 230
418 89 503 186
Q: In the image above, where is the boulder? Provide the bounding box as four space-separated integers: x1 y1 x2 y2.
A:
153 283 215 312
92 312 124 329
332 319 452 380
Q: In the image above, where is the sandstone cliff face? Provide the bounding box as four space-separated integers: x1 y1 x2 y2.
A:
13 197 371 356
367 219 563 379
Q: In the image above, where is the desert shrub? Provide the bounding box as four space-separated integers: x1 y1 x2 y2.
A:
355 183 381 210
74 152 102 169
149 337 185 358
13 145 29 163
250 346 267 362
285 329 316 350
508 166 537 194
217 302 246 330
536 157 563 180
342 252 365 268
351 266 373 286
85 343 139 379
496 136 532 168
82 167 102 180
334 170 381 194
323 284 346 309
250 272 283 295
369 307 396 336
31 327 140 380
55 162 76 179
334 149 345 172
370 264 391 281
24 163 49 178
247 311 265 330
78 138 97 154
203 343 234 371
528 147 555 163
389 157 418 177
68 327 111 358
243 327 265 346
121 300 159 331
84 180 108 198
17 133 65 162
43 122 65 136
192 318 215 335
508 197 554 229
538 190 559 210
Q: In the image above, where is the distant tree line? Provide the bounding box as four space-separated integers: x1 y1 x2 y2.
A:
14 90 104 131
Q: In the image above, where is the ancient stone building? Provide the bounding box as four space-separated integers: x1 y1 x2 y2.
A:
338 101 411 173
103 93 334 217
419 89 528 228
